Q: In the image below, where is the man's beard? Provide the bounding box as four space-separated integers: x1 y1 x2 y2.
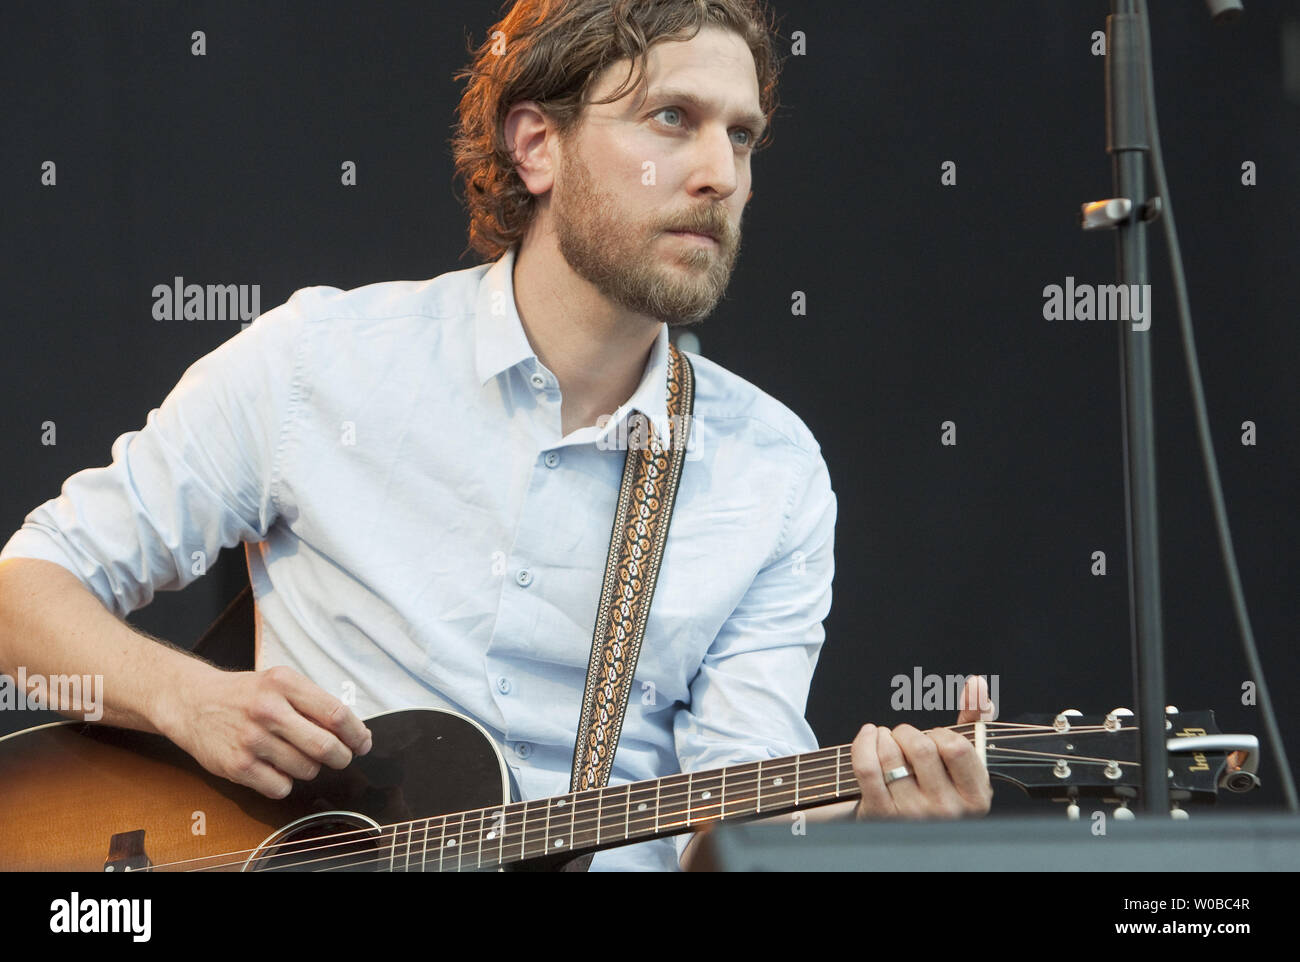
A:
551 146 741 327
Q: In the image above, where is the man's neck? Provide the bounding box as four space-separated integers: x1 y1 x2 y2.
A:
512 239 662 438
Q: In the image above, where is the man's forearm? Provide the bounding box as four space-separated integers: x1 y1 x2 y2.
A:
678 799 858 870
0 557 215 735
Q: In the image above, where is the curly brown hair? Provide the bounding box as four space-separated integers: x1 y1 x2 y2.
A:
451 0 783 261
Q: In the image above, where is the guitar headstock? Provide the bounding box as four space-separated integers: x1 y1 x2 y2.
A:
979 707 1259 812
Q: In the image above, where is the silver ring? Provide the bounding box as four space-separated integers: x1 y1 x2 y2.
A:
883 765 913 786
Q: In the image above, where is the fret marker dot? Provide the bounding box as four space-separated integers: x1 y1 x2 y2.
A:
556 799 565 808
701 791 711 800
485 831 497 840
554 839 565 848
445 838 457 848
773 777 783 786
637 803 648 811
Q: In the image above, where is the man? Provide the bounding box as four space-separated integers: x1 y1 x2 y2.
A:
0 0 991 871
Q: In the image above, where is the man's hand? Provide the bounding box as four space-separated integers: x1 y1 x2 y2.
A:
153 661 373 800
851 674 994 820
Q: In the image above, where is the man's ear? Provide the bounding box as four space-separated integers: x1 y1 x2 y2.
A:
504 100 557 197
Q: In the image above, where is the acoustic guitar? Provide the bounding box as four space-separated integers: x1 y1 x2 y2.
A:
0 707 1258 871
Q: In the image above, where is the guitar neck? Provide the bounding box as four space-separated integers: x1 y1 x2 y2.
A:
386 743 861 871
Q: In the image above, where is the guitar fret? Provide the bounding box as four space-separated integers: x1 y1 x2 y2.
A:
437 813 447 872
455 812 465 871
520 799 534 861
421 817 430 873
692 769 723 825
565 792 575 853
596 783 628 846
505 801 526 865
756 759 763 814
657 773 690 831
795 752 801 808
478 811 488 873
543 796 551 855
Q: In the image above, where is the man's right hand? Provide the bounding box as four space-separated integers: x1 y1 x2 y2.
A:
153 662 372 800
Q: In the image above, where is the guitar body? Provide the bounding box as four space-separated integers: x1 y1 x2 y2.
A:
0 708 513 872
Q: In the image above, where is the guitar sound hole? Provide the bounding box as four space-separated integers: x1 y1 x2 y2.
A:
246 813 383 872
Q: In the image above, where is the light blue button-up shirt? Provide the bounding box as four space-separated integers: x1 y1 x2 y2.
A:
1 244 837 871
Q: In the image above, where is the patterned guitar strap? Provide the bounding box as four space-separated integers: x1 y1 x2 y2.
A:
564 341 694 871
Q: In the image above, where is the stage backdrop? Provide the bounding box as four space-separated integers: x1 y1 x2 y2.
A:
2 1 1296 820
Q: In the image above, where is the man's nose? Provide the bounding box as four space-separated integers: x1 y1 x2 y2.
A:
688 125 739 199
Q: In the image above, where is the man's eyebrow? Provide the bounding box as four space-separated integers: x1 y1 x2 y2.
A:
641 86 767 137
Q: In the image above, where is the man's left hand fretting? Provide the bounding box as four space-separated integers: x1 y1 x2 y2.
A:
851 674 994 819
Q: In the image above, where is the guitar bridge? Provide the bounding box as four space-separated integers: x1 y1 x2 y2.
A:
104 829 152 872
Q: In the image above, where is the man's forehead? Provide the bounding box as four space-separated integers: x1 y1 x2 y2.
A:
587 26 761 114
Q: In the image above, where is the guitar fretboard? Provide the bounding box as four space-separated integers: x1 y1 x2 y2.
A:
367 744 858 872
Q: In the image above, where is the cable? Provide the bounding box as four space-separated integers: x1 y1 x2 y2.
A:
1135 0 1297 812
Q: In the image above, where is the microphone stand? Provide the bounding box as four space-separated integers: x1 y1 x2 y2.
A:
1101 0 1165 814
1086 0 1246 816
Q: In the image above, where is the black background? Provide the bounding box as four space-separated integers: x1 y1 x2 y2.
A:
1 1 1296 819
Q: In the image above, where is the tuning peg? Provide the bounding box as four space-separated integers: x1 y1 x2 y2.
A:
1053 710 1082 732
1113 802 1135 821
1165 705 1179 714
1170 803 1189 820
1066 801 1080 821
1104 708 1131 732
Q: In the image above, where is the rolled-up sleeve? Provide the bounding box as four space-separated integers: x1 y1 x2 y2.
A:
0 296 308 618
672 446 837 866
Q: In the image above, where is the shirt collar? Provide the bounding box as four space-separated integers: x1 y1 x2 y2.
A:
474 244 673 447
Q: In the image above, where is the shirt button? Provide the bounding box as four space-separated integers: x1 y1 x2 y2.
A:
529 372 547 390
544 451 560 469
515 742 532 759
496 676 512 694
515 569 533 587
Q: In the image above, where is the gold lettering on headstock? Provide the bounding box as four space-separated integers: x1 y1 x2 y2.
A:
1175 727 1210 772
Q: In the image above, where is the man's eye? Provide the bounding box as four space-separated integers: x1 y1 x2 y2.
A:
732 128 753 147
654 107 683 127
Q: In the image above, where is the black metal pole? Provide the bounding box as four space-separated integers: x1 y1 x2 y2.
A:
1107 1 1168 815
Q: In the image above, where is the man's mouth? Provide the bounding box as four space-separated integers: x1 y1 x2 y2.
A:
667 230 719 245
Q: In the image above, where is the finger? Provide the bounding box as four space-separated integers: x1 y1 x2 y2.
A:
874 725 926 815
269 666 372 755
248 730 325 783
228 752 294 800
929 726 992 811
265 703 356 771
891 724 954 795
850 724 896 817
956 675 994 724
889 724 968 817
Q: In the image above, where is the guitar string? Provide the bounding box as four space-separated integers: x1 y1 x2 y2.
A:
309 747 1145 873
148 725 1133 871
167 727 1077 872
180 744 1143 872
